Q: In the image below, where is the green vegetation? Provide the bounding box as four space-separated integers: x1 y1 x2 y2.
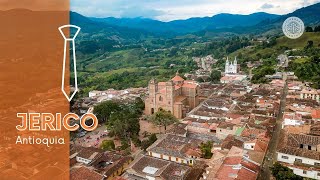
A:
141 133 158 151
75 13 320 91
210 70 222 83
270 162 303 180
93 98 144 140
251 58 276 84
100 140 115 151
149 109 178 133
287 40 320 88
199 141 213 159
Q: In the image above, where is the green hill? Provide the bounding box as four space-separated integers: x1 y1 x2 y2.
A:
276 32 320 49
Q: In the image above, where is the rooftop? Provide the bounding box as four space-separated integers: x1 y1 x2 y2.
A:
70 167 103 180
147 134 201 159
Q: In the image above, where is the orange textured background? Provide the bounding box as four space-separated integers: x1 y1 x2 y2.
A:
0 1 70 179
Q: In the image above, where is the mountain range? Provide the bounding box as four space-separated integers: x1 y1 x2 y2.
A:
70 2 320 39
89 12 280 35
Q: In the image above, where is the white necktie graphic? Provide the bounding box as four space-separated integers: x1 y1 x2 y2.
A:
58 25 81 102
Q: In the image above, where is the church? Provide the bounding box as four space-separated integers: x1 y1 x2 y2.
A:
221 57 247 83
145 72 200 119
225 57 238 74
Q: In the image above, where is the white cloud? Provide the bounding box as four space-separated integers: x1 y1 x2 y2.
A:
71 0 320 21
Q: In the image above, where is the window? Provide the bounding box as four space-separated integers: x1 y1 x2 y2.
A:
303 170 307 174
281 155 289 159
300 144 303 148
308 145 311 150
295 158 302 163
317 172 320 176
159 96 163 101
251 145 254 149
315 162 320 166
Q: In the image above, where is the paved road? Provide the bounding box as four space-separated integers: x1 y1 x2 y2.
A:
258 77 288 180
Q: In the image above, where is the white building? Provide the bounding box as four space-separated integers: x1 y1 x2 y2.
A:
300 88 320 102
225 57 238 74
277 132 320 179
282 112 304 129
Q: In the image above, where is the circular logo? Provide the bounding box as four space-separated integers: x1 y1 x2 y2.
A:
282 17 304 39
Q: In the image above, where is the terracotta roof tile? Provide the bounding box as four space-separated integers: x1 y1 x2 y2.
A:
70 167 103 180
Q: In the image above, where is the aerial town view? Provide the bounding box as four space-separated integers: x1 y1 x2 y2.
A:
66 1 320 179
0 0 320 180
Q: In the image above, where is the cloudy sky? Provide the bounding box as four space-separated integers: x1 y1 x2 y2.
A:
71 0 320 21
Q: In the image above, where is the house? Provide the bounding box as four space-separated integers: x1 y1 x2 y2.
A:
277 131 320 179
70 166 104 180
312 109 320 121
146 134 202 166
300 88 320 102
221 135 244 150
72 146 104 165
182 118 213 134
220 75 247 84
90 153 133 180
243 138 268 152
70 145 133 180
282 112 304 129
166 123 188 137
216 122 241 140
214 146 260 180
123 155 202 180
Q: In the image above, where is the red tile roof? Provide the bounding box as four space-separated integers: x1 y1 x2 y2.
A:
182 83 198 89
70 167 103 180
172 75 184 82
312 109 320 119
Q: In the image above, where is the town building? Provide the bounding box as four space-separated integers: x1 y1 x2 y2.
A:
123 155 202 180
145 72 200 118
214 146 260 180
146 134 202 166
220 57 247 83
277 131 320 179
225 57 238 74
300 88 320 103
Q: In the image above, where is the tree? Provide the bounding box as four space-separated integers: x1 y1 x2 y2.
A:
150 109 178 133
210 70 221 83
93 101 121 123
270 162 303 180
199 141 213 159
100 140 115 151
305 26 313 32
141 133 158 151
134 97 145 113
305 40 314 49
196 77 204 83
314 25 320 32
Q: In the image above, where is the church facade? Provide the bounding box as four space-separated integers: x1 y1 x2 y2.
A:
145 72 200 119
225 57 238 74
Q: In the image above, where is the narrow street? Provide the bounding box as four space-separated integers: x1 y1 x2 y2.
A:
258 75 288 180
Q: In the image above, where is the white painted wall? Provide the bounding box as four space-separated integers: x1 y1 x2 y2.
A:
282 119 304 128
244 142 255 150
289 167 320 180
277 152 320 165
76 157 91 164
